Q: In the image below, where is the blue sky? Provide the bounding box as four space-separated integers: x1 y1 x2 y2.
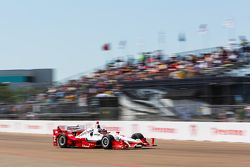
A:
0 0 250 81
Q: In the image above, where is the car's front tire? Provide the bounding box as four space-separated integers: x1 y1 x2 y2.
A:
101 135 114 149
58 134 68 148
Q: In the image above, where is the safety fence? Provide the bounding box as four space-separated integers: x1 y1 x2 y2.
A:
0 102 250 121
0 97 120 120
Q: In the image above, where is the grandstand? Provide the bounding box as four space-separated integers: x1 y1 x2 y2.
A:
0 42 250 121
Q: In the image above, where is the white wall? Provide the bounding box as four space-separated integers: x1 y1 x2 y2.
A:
0 120 250 143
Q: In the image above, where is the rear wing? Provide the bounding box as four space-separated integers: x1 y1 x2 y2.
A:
53 125 85 137
55 125 85 132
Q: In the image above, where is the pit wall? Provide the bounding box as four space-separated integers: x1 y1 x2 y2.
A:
0 120 249 143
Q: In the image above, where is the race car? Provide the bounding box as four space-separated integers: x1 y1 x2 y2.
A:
53 121 152 149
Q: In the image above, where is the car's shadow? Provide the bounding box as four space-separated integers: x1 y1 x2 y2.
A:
60 146 158 151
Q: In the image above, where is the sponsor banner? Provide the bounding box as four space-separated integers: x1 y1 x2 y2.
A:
0 120 250 143
0 120 14 132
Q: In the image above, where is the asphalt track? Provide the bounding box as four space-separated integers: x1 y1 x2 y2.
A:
1 133 250 167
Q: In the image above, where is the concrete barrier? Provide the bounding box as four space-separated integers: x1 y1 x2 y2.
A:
0 120 250 143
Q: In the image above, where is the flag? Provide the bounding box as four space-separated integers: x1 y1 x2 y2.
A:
136 36 145 50
198 24 208 34
223 19 234 29
239 35 246 41
102 43 111 51
178 33 186 42
239 35 247 43
118 40 127 49
158 31 166 44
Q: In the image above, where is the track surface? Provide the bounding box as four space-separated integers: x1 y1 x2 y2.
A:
1 133 250 167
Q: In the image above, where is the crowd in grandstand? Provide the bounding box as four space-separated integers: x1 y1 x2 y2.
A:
38 41 250 104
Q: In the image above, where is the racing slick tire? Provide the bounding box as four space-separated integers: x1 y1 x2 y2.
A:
101 135 114 149
131 133 144 140
58 134 68 148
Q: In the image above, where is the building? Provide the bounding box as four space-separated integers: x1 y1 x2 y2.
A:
0 69 53 88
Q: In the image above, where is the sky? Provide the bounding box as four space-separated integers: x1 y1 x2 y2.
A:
0 0 250 81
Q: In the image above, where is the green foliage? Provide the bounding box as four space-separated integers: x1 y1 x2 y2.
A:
0 85 46 104
236 108 245 120
0 86 14 103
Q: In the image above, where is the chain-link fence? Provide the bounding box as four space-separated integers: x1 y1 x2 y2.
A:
120 104 250 121
0 97 120 120
0 101 249 121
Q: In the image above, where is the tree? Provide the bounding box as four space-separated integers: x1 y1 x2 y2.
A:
0 85 14 103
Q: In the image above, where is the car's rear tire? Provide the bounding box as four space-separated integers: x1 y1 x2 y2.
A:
131 133 144 140
101 135 114 149
58 134 68 148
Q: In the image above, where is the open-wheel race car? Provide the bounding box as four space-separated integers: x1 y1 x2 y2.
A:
53 122 154 149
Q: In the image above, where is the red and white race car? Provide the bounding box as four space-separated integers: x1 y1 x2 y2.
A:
53 122 153 149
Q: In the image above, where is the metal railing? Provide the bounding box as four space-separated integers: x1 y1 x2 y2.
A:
0 102 249 121
120 103 250 121
0 101 120 120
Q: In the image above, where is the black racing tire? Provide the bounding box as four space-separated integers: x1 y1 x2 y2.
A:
101 135 114 149
131 133 144 140
58 134 68 148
